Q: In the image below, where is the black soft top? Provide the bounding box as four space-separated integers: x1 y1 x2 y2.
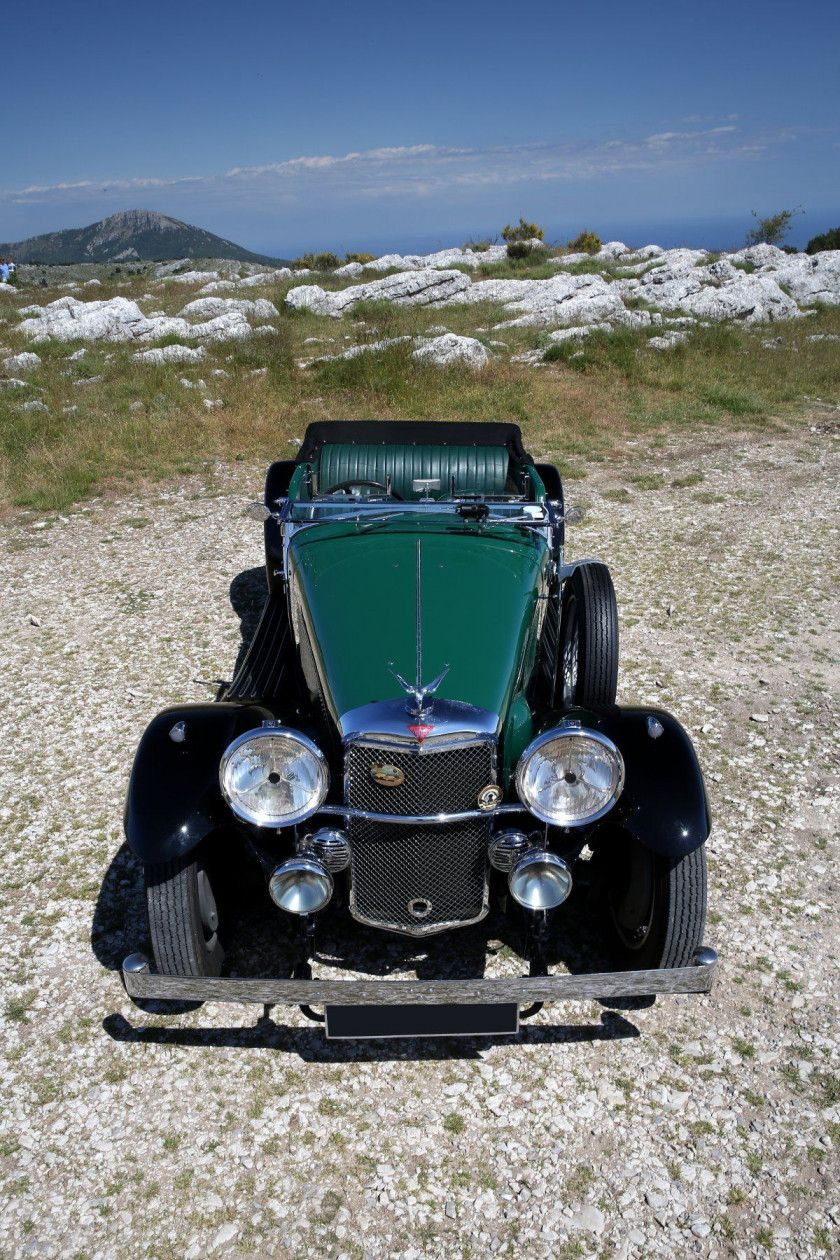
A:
295 420 534 465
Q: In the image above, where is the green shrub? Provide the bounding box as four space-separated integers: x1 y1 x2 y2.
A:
345 252 376 265
293 251 342 271
506 240 535 260
745 206 803 247
567 230 602 255
806 226 840 255
501 218 544 244
463 237 495 253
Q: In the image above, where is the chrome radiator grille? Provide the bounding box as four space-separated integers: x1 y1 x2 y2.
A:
345 737 494 935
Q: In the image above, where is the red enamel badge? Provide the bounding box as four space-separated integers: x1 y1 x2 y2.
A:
408 723 434 742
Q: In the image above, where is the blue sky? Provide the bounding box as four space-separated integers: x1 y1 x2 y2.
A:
3 0 839 255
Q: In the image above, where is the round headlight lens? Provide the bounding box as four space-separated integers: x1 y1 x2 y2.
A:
516 727 624 826
220 726 328 827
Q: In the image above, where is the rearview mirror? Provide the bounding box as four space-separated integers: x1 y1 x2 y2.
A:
244 500 271 522
564 504 586 525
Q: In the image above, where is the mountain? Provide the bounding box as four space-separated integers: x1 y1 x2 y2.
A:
0 209 287 265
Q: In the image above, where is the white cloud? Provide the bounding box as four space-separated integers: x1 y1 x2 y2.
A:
0 125 811 212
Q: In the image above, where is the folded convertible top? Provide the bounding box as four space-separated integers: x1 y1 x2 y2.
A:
295 420 534 465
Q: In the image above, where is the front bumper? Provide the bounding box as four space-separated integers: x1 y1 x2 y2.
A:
121 947 717 1008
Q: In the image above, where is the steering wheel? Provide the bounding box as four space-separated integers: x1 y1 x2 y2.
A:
324 479 404 501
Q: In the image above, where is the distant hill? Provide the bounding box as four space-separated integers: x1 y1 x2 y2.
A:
0 209 287 265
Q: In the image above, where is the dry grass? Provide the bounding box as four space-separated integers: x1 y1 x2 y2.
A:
1 267 839 513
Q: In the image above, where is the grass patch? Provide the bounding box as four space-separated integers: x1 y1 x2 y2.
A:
628 472 665 490
1 271 839 511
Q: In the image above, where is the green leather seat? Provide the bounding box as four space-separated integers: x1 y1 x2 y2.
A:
317 443 510 500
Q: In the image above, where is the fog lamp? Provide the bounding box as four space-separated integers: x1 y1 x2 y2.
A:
508 851 572 911
269 856 333 915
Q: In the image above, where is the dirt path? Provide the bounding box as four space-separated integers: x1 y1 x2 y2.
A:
1 424 838 1259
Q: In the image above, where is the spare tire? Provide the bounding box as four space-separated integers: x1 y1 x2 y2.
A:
556 561 618 708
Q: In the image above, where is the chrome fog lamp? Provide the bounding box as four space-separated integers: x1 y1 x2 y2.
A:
306 827 350 873
489 830 532 873
508 851 573 911
220 724 328 828
516 725 624 827
269 856 334 915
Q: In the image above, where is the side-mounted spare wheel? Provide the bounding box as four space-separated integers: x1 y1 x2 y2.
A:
144 853 225 977
557 561 619 708
597 830 707 970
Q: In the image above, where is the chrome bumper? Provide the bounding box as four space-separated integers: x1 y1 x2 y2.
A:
121 947 717 1007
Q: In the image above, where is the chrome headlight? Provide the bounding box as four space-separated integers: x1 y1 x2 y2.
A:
220 725 328 828
515 726 624 827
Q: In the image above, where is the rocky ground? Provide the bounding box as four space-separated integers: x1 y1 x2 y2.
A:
0 420 838 1259
3 241 840 372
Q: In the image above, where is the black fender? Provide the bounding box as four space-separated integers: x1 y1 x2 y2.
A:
542 705 710 857
124 702 277 865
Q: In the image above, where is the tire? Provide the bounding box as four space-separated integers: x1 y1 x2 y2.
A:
557 562 618 709
145 854 225 977
600 832 707 970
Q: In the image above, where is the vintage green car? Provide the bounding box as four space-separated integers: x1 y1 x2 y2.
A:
122 421 716 1038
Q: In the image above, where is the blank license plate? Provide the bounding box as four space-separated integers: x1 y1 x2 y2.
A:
324 1003 519 1040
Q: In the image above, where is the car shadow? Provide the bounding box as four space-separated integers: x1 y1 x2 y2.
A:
101 1006 640 1061
227 565 268 686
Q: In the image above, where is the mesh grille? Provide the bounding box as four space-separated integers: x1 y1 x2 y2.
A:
351 819 488 931
345 738 494 933
345 739 492 816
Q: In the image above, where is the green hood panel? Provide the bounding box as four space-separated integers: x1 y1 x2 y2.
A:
288 522 549 731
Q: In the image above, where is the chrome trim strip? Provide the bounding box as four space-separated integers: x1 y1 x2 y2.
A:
339 697 500 740
317 803 526 825
348 897 489 938
122 949 719 1006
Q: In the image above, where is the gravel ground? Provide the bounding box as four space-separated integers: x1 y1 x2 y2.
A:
1 421 838 1260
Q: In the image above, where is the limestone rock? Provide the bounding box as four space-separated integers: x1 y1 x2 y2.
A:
309 336 413 364
18 294 256 344
0 377 28 390
286 269 471 318
177 297 278 321
649 332 689 349
163 270 220 284
569 1204 605 1233
770 251 840 306
197 280 238 294
238 268 293 286
131 345 207 365
189 312 253 342
457 272 627 328
411 333 489 369
3 352 41 372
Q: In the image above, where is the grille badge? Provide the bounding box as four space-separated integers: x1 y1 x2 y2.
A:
407 897 433 920
408 723 434 741
370 762 405 788
477 784 503 811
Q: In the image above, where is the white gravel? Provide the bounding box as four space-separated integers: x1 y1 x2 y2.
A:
0 422 838 1259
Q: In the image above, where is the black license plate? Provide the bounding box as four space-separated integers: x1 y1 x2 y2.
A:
324 1002 519 1040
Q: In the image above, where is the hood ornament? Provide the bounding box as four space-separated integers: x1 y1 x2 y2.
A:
388 539 449 718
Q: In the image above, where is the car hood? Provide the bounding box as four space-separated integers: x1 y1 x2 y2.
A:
287 521 549 734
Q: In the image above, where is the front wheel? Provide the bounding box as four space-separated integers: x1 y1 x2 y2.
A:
599 833 707 970
556 562 618 709
144 854 225 976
